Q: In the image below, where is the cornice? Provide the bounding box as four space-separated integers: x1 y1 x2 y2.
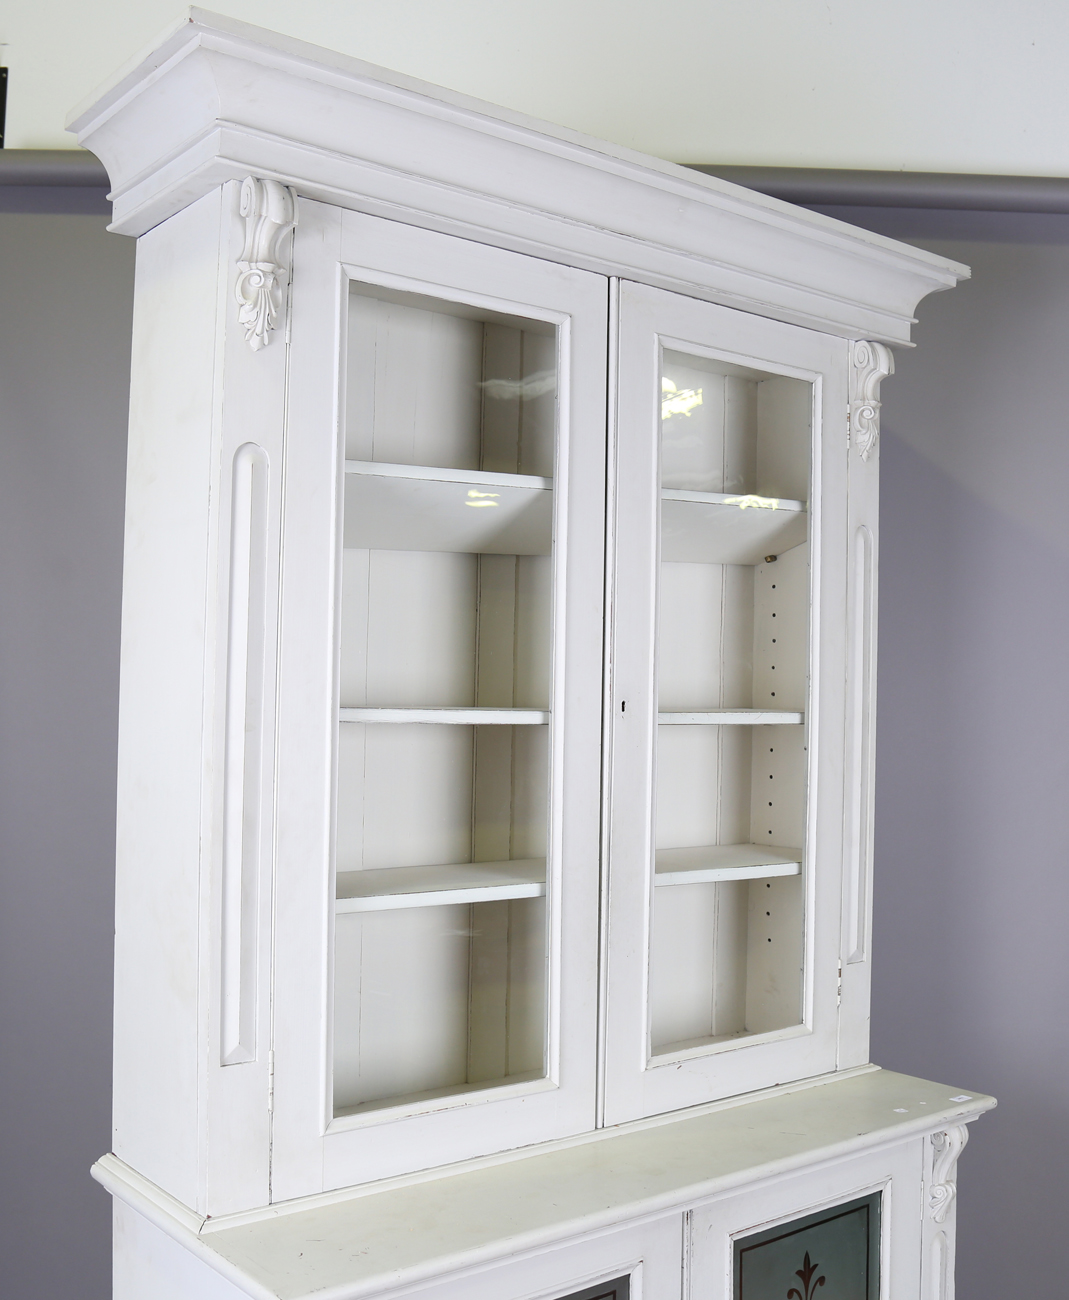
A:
67 9 967 345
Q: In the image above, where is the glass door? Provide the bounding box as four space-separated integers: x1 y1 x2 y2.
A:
334 286 557 1113
602 280 850 1124
270 204 607 1197
652 345 810 1057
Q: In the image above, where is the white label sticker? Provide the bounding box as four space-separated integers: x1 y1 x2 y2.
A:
893 1108 907 1113
950 1095 973 1103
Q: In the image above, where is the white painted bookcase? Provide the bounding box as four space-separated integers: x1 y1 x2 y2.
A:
71 11 994 1299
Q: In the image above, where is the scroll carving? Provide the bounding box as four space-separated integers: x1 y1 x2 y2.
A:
848 340 894 461
235 176 298 352
929 1125 969 1223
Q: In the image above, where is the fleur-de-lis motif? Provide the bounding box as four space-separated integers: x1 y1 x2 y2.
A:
787 1251 826 1300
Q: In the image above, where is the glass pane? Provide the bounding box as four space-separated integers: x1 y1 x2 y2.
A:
333 284 556 1115
734 1193 881 1299
650 347 811 1056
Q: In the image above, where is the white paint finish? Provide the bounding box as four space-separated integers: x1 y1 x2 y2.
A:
203 181 292 1214
688 1141 922 1300
346 293 555 475
270 203 607 1196
657 711 804 725
838 372 881 1070
336 860 546 911
339 551 551 713
389 1215 682 1300
329 265 565 1120
333 905 474 1109
743 874 804 1036
346 461 552 490
649 881 749 1048
333 893 548 1112
234 176 298 352
110 191 222 1209
749 726 808 854
756 373 813 503
88 21 987 1291
344 474 552 555
220 441 269 1067
921 1127 968 1300
660 352 756 494
68 14 965 344
660 494 807 566
654 845 801 887
346 292 484 467
340 550 478 708
657 562 753 712
113 1199 252 1300
337 723 474 872
339 708 549 724
752 548 809 713
112 181 281 1215
112 1184 680 1300
845 527 875 965
98 1071 991 1300
604 280 850 1124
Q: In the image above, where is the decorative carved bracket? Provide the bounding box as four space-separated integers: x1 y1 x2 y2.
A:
848 340 894 461
929 1125 969 1223
235 177 298 352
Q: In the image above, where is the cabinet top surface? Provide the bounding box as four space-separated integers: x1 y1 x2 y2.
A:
101 1069 993 1300
68 8 966 344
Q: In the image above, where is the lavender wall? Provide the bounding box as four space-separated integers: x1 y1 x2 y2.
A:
0 194 131 1300
820 205 1069 1300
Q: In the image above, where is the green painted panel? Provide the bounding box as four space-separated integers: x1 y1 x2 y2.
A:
734 1193 880 1300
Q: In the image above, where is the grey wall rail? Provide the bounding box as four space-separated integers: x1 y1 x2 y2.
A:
0 149 110 186
687 165 1069 213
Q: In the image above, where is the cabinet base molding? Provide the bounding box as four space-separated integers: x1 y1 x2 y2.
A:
97 1069 992 1300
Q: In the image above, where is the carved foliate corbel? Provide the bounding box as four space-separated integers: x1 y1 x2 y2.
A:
848 340 894 461
929 1125 969 1223
235 177 299 352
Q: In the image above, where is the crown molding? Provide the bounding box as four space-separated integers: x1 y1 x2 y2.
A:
66 9 969 345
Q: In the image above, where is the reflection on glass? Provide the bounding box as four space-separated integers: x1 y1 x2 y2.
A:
650 348 812 1056
332 285 556 1115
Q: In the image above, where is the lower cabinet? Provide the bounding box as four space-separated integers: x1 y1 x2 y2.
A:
102 1071 989 1300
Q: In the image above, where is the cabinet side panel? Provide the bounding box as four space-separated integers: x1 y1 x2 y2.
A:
111 190 225 1208
113 1202 244 1300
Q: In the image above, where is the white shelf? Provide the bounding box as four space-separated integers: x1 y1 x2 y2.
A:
336 859 546 912
658 709 803 725
661 489 807 565
655 844 801 886
344 460 552 555
339 706 549 724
